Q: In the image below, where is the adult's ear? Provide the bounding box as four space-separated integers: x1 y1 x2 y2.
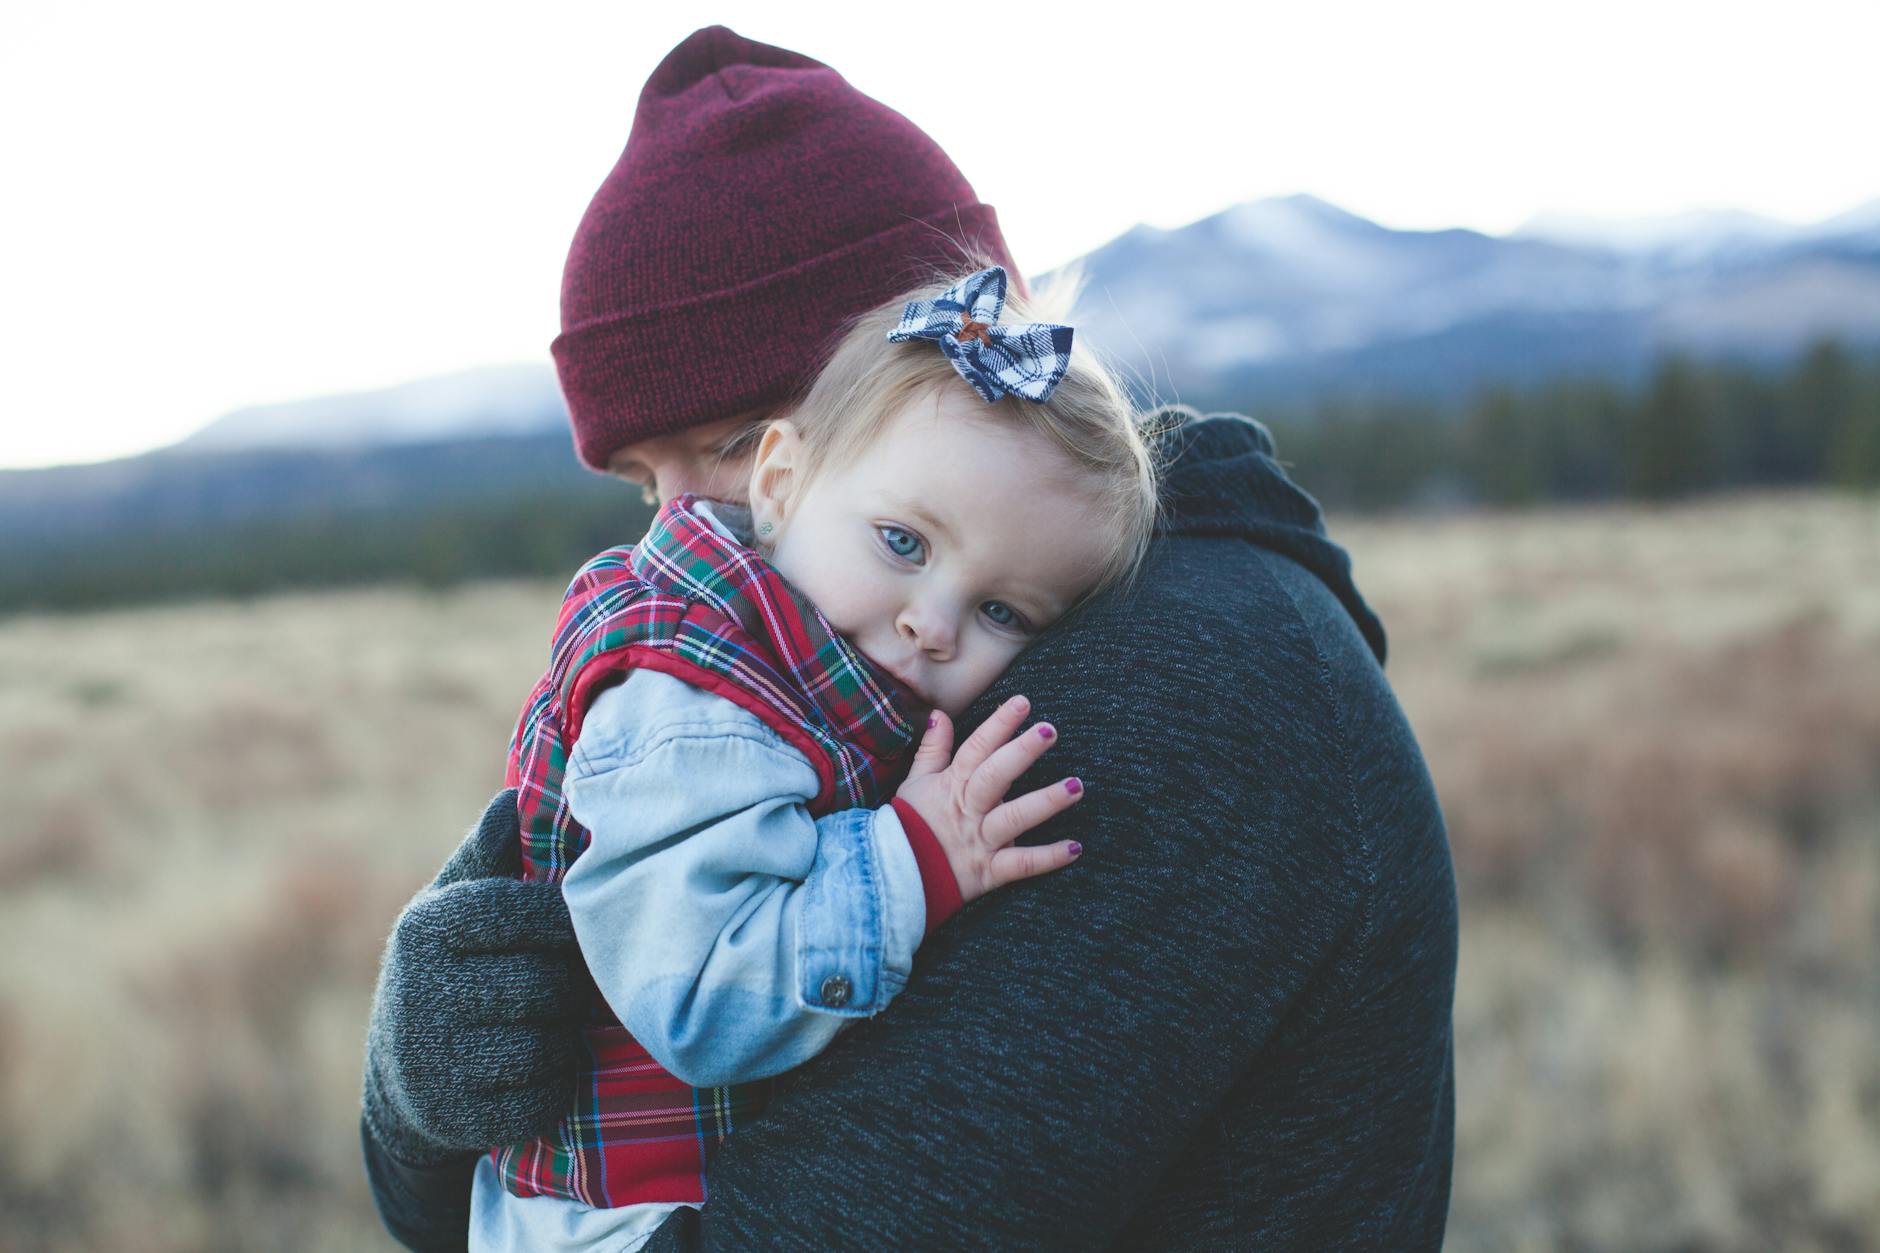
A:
749 419 803 541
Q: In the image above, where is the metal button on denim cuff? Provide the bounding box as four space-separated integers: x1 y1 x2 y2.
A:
819 974 851 1007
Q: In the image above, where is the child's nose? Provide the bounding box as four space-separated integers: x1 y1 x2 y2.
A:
897 601 957 659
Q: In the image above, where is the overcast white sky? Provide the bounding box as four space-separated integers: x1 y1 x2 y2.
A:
2 0 1875 468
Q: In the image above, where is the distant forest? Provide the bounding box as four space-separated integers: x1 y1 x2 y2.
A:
3 340 1876 615
0 490 654 612
1254 339 1880 512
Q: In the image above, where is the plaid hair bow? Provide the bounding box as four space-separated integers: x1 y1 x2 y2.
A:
886 266 1074 403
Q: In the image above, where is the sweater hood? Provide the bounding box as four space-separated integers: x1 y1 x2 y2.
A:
1151 407 1387 665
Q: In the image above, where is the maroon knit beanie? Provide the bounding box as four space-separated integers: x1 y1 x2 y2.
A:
552 25 1022 471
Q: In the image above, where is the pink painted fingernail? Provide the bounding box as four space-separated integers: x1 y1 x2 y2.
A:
927 713 937 729
1065 777 1083 795
1067 842 1083 856
1036 723 1056 740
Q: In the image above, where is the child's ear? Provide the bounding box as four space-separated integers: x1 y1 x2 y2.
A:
749 420 803 536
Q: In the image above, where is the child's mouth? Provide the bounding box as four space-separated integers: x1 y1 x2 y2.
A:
877 660 932 712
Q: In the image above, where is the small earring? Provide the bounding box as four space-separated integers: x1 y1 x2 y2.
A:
759 521 774 538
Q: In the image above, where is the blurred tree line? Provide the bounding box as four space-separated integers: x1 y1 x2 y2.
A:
0 477 655 615
4 340 1876 615
1254 338 1880 511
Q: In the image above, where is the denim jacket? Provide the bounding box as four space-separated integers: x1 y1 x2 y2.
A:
469 668 927 1252
562 668 928 1083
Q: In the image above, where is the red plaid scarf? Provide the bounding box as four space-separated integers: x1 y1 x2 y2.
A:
491 496 918 1209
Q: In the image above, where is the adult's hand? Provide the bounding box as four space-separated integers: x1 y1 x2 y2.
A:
361 787 585 1167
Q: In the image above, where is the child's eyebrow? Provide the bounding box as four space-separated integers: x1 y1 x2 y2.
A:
893 499 956 547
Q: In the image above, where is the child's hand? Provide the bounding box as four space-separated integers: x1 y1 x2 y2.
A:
896 694 1085 905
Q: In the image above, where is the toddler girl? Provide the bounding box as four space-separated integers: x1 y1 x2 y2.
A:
471 266 1157 1251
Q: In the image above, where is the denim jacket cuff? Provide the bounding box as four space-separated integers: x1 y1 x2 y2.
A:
796 805 924 1017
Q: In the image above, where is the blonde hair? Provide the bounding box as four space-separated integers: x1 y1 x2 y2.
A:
779 266 1160 596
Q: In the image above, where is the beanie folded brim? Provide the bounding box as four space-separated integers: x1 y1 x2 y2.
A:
552 204 1015 471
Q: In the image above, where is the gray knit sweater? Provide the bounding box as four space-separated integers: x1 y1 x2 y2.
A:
361 408 1458 1250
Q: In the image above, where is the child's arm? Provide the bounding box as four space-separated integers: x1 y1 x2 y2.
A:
561 670 1076 1090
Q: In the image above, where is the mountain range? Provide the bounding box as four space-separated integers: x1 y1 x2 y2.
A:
144 193 1880 454
1065 194 1880 407
5 194 1877 612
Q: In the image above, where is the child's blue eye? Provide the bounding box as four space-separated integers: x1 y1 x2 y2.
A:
878 525 925 563
981 600 1028 633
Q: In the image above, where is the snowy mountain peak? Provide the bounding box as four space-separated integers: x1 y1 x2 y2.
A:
1211 194 1382 249
180 364 567 452
1811 197 1880 239
1513 207 1799 256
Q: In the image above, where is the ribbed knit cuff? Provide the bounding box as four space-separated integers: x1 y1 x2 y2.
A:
891 797 963 933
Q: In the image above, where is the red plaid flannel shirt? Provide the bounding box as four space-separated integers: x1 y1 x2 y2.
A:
491 496 918 1209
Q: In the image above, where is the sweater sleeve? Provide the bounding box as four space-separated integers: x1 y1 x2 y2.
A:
560 669 929 1089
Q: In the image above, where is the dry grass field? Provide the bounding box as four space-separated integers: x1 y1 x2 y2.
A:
1342 495 1880 1252
1 492 1876 1251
